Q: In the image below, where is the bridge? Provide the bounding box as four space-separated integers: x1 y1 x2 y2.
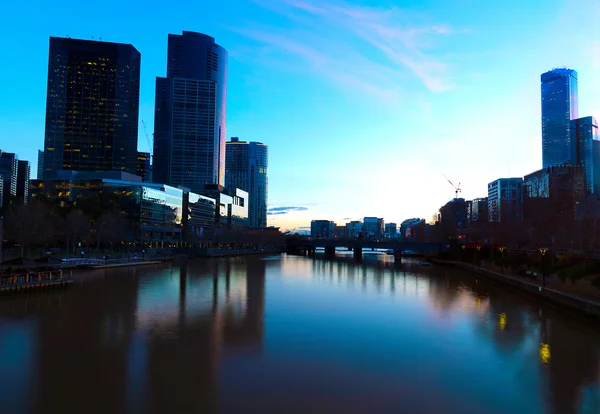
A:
286 238 450 261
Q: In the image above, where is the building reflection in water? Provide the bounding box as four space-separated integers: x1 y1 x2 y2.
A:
0 252 599 413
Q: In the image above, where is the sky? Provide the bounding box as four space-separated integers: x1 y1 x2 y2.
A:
2 0 600 232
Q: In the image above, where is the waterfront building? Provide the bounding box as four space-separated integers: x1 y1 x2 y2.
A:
524 165 585 217
43 37 141 178
363 217 384 240
0 151 17 208
384 223 397 239
311 220 336 239
31 171 215 242
400 218 426 241
569 116 600 193
225 137 268 227
345 221 362 239
137 152 151 182
468 198 488 223
16 160 30 204
153 31 228 192
488 178 524 222
333 226 346 239
541 68 578 168
199 184 249 229
37 150 44 179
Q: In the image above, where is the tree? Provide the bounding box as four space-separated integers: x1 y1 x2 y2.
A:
95 212 129 250
65 209 92 255
5 200 55 256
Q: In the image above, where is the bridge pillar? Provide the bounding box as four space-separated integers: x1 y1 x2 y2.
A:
393 249 402 262
325 246 336 257
353 247 363 261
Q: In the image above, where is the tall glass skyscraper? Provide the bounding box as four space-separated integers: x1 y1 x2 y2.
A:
541 68 578 168
570 116 600 193
153 31 228 192
225 138 268 227
43 37 141 178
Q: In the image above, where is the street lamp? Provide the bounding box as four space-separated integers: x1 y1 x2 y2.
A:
476 245 482 266
499 246 506 274
539 247 549 288
461 245 466 262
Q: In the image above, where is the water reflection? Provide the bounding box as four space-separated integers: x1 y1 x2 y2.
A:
0 253 598 413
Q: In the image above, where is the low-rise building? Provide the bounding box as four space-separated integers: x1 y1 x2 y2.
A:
384 223 397 239
363 217 384 240
311 220 336 239
345 221 362 239
400 218 426 241
488 178 524 222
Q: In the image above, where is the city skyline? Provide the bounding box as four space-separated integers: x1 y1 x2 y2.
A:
3 0 600 230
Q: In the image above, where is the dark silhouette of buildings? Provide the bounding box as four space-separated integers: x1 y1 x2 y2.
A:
42 37 141 178
16 160 30 204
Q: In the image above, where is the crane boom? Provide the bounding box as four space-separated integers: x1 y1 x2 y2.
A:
441 173 462 199
141 120 153 155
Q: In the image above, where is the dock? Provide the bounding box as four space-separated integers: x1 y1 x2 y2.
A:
0 270 73 294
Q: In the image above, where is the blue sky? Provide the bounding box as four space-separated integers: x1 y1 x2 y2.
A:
1 0 600 231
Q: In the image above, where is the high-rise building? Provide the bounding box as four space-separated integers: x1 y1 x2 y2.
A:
16 160 30 204
541 68 578 168
153 31 228 192
569 116 600 193
488 178 524 222
468 197 488 223
136 152 151 182
225 137 268 227
43 37 141 178
0 151 17 207
37 150 44 179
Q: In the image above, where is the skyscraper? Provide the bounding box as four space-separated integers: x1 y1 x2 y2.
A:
43 37 141 178
136 151 151 182
16 160 30 204
37 150 44 179
153 31 228 192
541 68 578 168
0 151 17 207
225 138 268 227
570 116 600 193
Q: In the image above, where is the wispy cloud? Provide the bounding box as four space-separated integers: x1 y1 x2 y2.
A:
241 0 467 94
267 206 309 215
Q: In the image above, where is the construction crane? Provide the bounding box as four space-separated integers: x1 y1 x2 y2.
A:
442 173 461 199
141 120 153 157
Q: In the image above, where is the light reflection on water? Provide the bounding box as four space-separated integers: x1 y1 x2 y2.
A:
0 253 599 414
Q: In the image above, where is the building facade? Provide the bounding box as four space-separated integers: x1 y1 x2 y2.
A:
311 220 336 239
0 151 17 208
137 152 151 182
37 150 44 179
569 116 600 193
363 217 384 240
31 171 216 242
541 68 578 168
345 221 362 239
225 137 268 227
400 218 426 241
199 184 249 229
16 160 30 204
488 178 524 222
524 165 585 218
384 222 397 239
468 197 488 223
43 37 141 178
153 31 228 192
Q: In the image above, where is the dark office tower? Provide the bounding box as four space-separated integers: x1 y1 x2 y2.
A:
43 37 141 178
153 31 227 192
569 116 600 193
16 160 30 204
225 138 268 227
0 151 17 207
541 68 578 168
37 150 44 179
136 151 151 182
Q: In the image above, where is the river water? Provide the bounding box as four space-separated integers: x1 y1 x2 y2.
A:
1 252 599 414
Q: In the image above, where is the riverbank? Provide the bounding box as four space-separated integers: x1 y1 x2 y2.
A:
180 247 284 258
429 258 600 319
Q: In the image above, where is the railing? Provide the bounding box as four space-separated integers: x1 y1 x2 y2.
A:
0 270 70 287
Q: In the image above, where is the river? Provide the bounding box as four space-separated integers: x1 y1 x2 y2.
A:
1 252 599 414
